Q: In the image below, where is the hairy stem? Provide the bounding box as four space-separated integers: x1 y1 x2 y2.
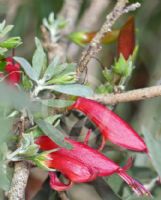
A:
8 162 30 200
77 0 128 76
92 85 161 105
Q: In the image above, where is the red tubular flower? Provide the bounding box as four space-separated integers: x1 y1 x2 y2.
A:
68 97 147 152
35 135 150 196
5 57 21 84
117 16 135 60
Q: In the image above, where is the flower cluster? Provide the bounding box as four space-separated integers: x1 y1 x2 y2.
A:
34 96 150 196
35 135 150 196
0 57 21 84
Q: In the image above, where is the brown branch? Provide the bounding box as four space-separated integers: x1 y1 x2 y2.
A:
8 116 30 200
8 161 30 200
41 0 82 62
92 85 161 105
77 0 128 76
67 0 110 60
41 25 65 62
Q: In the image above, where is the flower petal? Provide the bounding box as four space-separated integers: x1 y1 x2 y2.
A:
49 172 73 191
118 170 151 196
35 135 59 150
69 97 147 152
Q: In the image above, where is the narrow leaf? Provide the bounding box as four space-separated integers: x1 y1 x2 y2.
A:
36 119 72 149
32 38 47 79
41 99 74 108
44 56 61 80
0 37 22 49
14 57 38 82
50 84 94 97
142 127 161 177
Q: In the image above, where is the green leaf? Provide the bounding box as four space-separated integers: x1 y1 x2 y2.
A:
0 143 12 191
22 74 33 90
41 99 74 108
47 72 77 84
0 161 11 191
107 174 122 193
58 63 76 76
113 54 134 77
142 127 161 177
7 133 39 161
44 114 62 125
0 21 6 32
0 82 46 118
44 57 76 82
102 68 113 82
50 84 94 97
0 47 7 55
0 20 13 37
0 118 13 144
0 37 22 49
32 38 47 79
36 119 72 149
14 57 38 82
126 195 152 200
0 61 6 71
43 56 61 80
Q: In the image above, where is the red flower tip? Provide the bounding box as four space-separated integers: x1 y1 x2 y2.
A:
117 16 135 60
118 171 151 196
49 172 73 191
35 135 59 150
5 57 14 64
68 97 148 152
4 57 21 84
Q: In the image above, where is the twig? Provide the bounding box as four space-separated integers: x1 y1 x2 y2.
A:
67 0 110 60
77 0 140 76
8 162 30 200
41 25 65 62
41 0 82 62
92 85 161 105
8 114 30 200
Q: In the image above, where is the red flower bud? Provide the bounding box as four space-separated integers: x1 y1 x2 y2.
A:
5 57 21 84
68 30 120 46
117 16 135 60
35 135 150 196
68 97 147 152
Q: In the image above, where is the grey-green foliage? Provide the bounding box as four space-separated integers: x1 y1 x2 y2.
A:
47 84 94 97
36 119 72 149
32 38 47 79
14 56 38 82
0 143 12 191
0 20 22 54
142 128 161 178
41 99 74 108
43 12 67 42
